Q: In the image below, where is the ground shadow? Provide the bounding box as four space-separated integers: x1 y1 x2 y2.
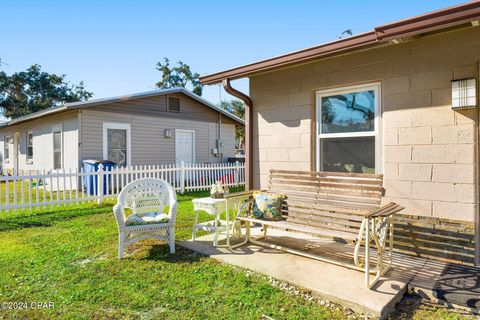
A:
0 205 112 232
434 263 480 310
143 244 203 263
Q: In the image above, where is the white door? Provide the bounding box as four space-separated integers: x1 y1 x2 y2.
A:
175 130 195 165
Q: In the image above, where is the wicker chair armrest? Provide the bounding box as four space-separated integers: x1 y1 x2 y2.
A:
168 200 178 224
366 202 404 218
113 203 126 228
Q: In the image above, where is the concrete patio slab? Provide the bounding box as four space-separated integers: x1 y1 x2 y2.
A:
178 227 439 318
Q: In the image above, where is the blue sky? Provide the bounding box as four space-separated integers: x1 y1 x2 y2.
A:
0 0 464 107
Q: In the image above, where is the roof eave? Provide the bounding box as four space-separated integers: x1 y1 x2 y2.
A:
0 88 244 129
200 1 480 85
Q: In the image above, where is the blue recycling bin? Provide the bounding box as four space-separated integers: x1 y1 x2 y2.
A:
82 160 117 195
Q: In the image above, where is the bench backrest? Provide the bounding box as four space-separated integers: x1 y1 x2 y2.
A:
267 170 385 236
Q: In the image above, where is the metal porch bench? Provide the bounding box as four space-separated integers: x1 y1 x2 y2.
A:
227 169 404 288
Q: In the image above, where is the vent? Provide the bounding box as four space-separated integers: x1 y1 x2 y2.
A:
451 78 477 110
168 97 180 112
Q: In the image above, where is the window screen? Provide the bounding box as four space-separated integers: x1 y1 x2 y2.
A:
107 128 127 167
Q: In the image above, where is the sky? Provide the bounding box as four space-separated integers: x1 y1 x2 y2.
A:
0 0 465 109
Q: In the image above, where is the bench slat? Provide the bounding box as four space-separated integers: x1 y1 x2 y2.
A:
237 216 359 241
270 174 383 186
270 169 383 179
270 177 383 189
286 213 363 229
286 209 366 224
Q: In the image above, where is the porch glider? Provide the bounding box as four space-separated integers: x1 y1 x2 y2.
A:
228 169 404 288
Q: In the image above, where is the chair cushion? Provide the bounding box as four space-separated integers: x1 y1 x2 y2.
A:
252 192 285 221
126 212 170 226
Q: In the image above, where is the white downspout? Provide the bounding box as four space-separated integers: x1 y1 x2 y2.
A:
219 114 223 162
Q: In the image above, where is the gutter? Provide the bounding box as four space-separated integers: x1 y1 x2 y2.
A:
223 79 253 190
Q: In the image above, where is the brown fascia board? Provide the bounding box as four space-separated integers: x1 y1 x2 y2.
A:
200 1 480 85
374 0 480 40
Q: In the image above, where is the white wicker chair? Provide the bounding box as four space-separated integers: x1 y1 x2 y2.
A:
113 178 177 258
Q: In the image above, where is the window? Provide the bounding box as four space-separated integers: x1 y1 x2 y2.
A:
103 123 131 167
4 136 11 162
316 83 380 174
52 126 62 169
168 97 180 112
26 132 33 163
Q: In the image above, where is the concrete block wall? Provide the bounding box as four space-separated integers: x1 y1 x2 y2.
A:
250 25 480 223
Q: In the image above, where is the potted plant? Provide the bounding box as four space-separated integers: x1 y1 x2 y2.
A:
210 181 228 198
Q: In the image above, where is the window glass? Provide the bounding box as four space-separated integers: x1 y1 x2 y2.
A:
26 132 33 161
53 131 62 169
321 136 375 173
321 90 375 134
107 129 127 166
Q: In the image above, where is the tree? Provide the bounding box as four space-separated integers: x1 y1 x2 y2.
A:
0 64 93 119
219 99 244 119
156 58 203 96
219 99 245 149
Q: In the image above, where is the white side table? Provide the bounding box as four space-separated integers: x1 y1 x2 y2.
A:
192 197 231 247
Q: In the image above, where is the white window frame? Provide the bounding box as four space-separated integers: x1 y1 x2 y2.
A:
175 129 196 163
26 131 33 164
4 136 11 163
315 82 382 173
103 122 131 167
52 124 63 170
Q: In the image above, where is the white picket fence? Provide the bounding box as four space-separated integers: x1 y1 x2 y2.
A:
0 162 245 211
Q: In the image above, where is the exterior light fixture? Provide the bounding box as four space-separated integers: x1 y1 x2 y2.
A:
164 129 173 138
451 78 477 110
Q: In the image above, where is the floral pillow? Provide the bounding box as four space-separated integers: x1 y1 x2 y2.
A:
252 192 285 221
126 212 170 226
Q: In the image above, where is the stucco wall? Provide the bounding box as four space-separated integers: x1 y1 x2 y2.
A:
250 25 480 222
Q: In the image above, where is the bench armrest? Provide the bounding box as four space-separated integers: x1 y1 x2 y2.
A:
366 202 404 218
225 189 266 199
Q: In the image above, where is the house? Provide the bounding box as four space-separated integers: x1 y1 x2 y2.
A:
0 88 244 174
200 2 480 265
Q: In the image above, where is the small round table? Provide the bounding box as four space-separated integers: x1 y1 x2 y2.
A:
192 197 232 247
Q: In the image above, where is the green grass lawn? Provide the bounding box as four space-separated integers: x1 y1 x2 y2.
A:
0 190 473 319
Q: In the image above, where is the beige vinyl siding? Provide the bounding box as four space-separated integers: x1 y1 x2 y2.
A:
0 111 79 173
82 93 229 123
80 93 238 165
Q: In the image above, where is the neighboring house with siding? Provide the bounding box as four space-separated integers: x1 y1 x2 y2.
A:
0 88 244 174
200 2 480 265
